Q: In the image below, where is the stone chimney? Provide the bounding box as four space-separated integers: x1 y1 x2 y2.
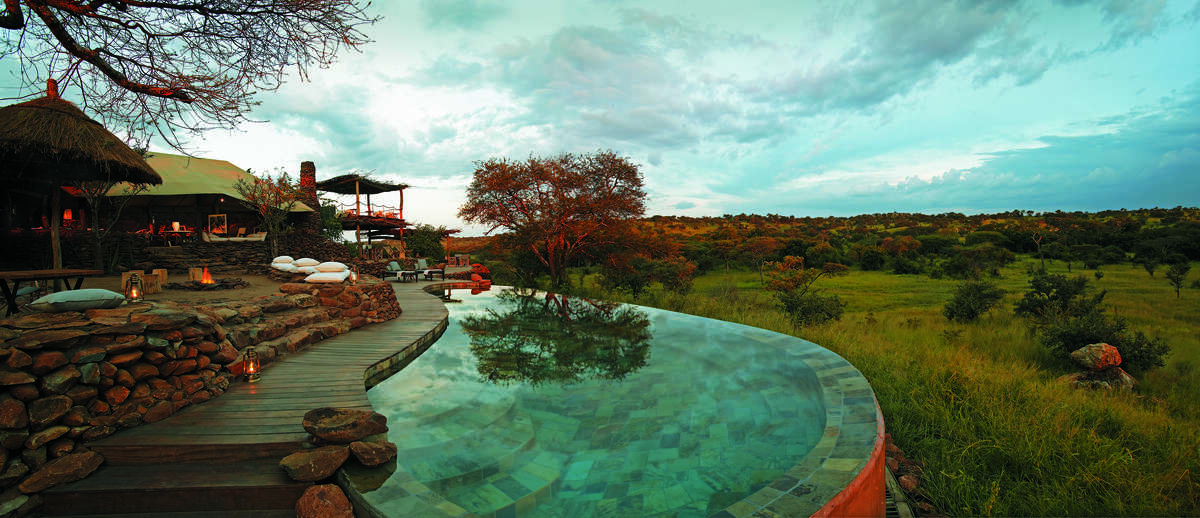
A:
299 161 321 235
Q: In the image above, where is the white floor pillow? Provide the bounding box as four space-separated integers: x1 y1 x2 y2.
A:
27 289 125 313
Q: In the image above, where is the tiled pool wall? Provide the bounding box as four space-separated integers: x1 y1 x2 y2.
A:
342 284 885 518
713 337 885 518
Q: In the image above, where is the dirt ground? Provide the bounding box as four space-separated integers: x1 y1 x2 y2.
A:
85 272 285 306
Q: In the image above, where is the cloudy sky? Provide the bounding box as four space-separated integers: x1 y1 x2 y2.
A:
86 1 1200 233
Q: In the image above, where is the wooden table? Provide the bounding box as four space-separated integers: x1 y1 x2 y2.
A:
0 269 104 316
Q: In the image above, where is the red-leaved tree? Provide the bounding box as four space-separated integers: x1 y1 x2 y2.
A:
458 150 646 287
233 170 298 258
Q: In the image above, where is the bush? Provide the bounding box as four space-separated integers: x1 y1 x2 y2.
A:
891 255 925 275
943 280 1006 323
940 244 1015 279
777 291 845 327
964 231 1009 248
1017 272 1171 373
1013 272 1104 320
1039 309 1171 373
858 247 887 270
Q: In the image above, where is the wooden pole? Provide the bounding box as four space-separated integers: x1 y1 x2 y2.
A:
354 179 362 257
51 188 63 290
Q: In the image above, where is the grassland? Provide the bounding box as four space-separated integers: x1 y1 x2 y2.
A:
573 257 1200 516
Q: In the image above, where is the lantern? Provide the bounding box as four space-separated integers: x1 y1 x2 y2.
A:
245 348 261 383
124 272 144 303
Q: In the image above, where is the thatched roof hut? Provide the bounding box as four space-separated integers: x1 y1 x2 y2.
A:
0 84 162 186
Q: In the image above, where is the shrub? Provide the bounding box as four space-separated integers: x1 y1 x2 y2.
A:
943 280 1006 323
1013 272 1104 320
858 247 887 270
890 255 925 275
941 244 1015 279
777 291 845 327
1017 272 1171 373
914 234 960 256
965 231 1009 247
1039 309 1171 373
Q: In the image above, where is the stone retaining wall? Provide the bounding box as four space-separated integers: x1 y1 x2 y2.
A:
0 278 398 512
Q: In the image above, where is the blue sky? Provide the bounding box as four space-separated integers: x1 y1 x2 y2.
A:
16 1 1200 234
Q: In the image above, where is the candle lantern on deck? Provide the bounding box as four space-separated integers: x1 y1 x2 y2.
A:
124 272 144 303
244 348 261 383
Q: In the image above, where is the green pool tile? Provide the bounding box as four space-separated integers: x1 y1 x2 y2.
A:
365 290 882 517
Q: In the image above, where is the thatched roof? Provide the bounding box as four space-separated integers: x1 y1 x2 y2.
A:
315 174 408 195
0 95 162 185
106 152 313 212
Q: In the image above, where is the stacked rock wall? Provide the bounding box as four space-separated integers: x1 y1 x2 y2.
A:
0 306 237 504
0 278 399 511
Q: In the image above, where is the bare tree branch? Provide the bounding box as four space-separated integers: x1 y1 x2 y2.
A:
1 0 378 149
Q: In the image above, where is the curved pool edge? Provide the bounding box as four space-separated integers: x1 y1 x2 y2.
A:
713 327 885 518
345 284 886 518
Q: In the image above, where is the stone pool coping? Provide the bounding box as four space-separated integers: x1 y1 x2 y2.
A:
711 325 886 518
343 284 885 518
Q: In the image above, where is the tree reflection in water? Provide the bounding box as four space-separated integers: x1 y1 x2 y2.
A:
459 289 652 386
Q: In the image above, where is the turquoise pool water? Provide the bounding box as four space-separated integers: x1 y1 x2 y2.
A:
360 289 830 517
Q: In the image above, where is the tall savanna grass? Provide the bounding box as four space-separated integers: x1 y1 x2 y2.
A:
575 258 1200 516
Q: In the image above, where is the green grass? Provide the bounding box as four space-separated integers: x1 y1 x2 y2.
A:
571 258 1200 516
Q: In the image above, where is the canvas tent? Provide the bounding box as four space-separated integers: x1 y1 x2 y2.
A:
108 152 312 235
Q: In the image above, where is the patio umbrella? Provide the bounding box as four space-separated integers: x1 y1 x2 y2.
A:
0 79 162 270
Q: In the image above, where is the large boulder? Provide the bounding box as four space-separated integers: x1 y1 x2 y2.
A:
1070 343 1122 371
295 484 353 518
1060 367 1137 392
18 450 103 493
302 408 387 444
279 446 349 482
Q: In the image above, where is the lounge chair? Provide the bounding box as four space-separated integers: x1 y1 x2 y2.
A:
383 261 403 282
423 262 446 281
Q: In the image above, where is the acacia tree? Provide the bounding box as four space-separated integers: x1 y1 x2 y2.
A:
458 150 646 287
233 170 297 258
763 256 850 327
1166 262 1191 299
0 1 376 148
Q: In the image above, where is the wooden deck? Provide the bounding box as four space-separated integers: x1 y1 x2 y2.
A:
42 278 454 516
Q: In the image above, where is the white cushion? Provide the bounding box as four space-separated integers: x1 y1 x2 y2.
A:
271 263 300 273
293 258 320 267
272 255 294 264
297 266 319 274
304 271 351 284
315 261 348 273
27 289 125 313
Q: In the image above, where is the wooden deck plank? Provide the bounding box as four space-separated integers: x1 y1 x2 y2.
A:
88 281 450 448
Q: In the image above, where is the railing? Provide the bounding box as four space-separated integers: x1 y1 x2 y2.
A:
335 201 402 220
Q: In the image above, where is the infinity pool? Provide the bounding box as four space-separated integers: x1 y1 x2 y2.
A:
346 288 883 517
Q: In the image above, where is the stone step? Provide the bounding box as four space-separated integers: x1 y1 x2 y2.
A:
381 385 517 447
437 449 568 517
398 405 538 492
40 458 310 516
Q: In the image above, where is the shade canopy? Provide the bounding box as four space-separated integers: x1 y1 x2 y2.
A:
315 174 408 195
0 95 162 186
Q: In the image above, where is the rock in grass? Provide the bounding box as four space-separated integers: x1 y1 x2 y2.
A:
1070 343 1121 371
